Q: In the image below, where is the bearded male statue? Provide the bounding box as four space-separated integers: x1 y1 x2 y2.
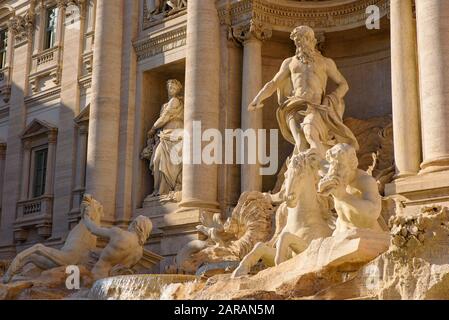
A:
318 143 383 234
249 26 358 158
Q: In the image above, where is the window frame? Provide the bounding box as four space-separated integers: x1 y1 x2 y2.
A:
0 28 8 69
31 145 48 198
43 5 58 50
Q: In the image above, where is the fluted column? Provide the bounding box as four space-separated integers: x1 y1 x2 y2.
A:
234 21 272 192
416 0 449 174
390 0 421 178
85 0 123 222
179 0 220 210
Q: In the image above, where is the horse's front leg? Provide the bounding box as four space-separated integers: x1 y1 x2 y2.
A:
274 232 307 266
232 242 276 278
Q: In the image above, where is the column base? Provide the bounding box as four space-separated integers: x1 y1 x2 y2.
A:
393 171 418 180
178 197 220 211
385 169 449 216
419 156 449 175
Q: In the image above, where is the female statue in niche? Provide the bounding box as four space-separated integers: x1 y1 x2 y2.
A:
141 79 184 198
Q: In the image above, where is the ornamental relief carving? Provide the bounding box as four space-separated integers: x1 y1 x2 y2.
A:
8 10 35 46
219 0 390 33
134 26 187 62
232 20 272 43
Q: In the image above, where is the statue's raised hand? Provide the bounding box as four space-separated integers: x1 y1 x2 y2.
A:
248 97 264 112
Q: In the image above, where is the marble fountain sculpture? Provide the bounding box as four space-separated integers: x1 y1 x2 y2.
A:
0 194 190 300
156 26 448 300
1 25 448 300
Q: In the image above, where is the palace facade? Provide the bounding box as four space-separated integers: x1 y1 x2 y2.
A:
0 0 447 272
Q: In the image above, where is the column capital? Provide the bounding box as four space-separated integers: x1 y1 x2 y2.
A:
8 9 35 45
232 20 272 44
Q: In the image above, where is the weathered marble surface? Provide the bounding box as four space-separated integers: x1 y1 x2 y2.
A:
312 205 449 300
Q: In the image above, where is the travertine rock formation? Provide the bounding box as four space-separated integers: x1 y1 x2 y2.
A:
313 205 449 300
168 228 389 300
0 266 94 300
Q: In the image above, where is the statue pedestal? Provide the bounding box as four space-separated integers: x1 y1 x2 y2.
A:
139 193 181 217
178 228 391 299
135 194 220 273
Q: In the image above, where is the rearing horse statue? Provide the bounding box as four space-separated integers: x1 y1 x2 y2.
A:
232 149 332 277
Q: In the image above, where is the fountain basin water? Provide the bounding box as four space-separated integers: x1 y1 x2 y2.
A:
88 274 200 300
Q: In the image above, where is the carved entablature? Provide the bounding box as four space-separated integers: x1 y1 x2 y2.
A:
134 25 187 62
142 0 187 30
218 0 390 33
8 10 35 47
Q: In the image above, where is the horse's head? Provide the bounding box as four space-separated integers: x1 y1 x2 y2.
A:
80 194 104 224
284 149 321 208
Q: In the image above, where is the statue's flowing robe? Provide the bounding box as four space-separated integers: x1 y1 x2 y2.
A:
150 102 184 194
276 77 359 151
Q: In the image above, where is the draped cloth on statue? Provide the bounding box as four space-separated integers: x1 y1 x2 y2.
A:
150 128 183 193
276 92 359 151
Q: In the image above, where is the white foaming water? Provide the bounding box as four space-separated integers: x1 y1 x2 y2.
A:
88 274 199 300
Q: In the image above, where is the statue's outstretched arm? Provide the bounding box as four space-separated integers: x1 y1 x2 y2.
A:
83 215 113 239
249 57 292 110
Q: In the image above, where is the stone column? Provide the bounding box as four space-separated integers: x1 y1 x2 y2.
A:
234 21 272 192
44 132 57 196
217 24 243 213
85 0 123 223
54 1 67 47
0 5 35 249
415 0 449 174
179 0 221 210
390 0 421 178
115 0 139 227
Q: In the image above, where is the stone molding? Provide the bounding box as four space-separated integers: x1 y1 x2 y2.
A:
134 25 187 62
218 0 390 33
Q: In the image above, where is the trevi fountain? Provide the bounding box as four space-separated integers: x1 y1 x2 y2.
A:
0 0 448 301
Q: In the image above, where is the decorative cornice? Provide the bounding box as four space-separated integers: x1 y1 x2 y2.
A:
21 118 58 143
218 0 390 33
232 20 272 43
134 25 187 62
8 10 35 46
